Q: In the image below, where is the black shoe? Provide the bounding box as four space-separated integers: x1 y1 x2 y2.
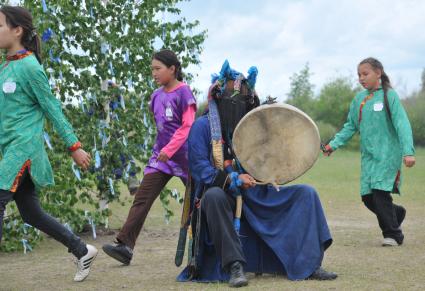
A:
102 242 133 265
308 267 338 280
229 261 248 288
396 206 406 228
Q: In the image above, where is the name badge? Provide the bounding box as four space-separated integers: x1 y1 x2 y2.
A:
2 81 16 94
373 103 384 112
165 105 173 120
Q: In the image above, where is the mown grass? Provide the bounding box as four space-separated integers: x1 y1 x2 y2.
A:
1 149 424 290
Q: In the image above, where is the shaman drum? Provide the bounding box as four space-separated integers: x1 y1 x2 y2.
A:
232 103 320 186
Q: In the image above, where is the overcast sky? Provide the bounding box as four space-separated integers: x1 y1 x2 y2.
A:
177 0 425 100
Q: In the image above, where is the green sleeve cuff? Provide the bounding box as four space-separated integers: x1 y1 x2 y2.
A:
402 146 415 157
328 141 337 151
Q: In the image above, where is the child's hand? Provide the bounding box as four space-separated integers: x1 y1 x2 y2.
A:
403 156 415 168
321 144 333 157
71 149 91 170
157 151 170 162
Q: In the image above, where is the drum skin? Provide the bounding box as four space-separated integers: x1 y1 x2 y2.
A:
232 103 320 185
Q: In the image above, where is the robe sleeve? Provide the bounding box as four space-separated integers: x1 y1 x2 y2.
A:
388 90 415 156
188 117 228 188
23 63 78 148
161 104 196 158
329 98 359 150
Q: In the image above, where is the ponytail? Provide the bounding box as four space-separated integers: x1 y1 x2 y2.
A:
175 64 183 81
0 6 42 64
380 71 392 121
22 29 42 64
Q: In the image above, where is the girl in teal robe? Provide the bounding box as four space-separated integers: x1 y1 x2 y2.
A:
0 6 97 282
324 57 415 246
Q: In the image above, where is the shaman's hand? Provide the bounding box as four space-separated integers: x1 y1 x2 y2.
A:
238 174 256 189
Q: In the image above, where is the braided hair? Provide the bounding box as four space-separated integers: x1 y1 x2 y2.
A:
359 57 392 120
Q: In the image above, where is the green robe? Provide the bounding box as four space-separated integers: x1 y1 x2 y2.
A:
0 54 78 191
329 88 415 196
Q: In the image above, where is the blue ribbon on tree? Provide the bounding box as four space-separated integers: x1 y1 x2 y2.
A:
85 211 97 240
101 42 109 54
49 49 60 63
95 151 101 169
72 162 81 181
94 135 102 169
48 74 56 89
108 178 115 195
43 131 53 150
21 239 33 254
109 61 115 76
127 78 134 91
22 223 32 234
143 114 148 127
119 95 126 110
89 1 94 18
124 49 131 64
41 28 53 42
41 0 48 13
79 96 85 112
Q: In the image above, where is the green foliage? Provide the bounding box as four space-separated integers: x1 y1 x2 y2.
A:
0 0 205 252
286 63 315 115
316 121 337 144
315 77 360 128
283 67 362 150
404 90 425 147
196 100 207 117
421 68 425 92
1 203 42 252
314 77 361 150
284 65 361 149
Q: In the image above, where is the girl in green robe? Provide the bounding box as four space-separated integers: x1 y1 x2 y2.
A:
323 57 415 247
0 6 97 282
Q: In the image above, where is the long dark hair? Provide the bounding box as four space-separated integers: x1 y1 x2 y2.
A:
0 6 42 64
359 57 392 120
152 49 183 81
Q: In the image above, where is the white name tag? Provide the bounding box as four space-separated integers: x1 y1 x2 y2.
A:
165 105 173 120
2 81 16 94
373 103 384 112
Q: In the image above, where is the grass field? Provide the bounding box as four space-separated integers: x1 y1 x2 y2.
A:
0 149 424 290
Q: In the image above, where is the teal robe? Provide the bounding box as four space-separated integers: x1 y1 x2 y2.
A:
329 88 415 195
0 54 78 191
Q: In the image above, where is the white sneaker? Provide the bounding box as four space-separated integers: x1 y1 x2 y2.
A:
382 238 399 247
74 244 98 282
